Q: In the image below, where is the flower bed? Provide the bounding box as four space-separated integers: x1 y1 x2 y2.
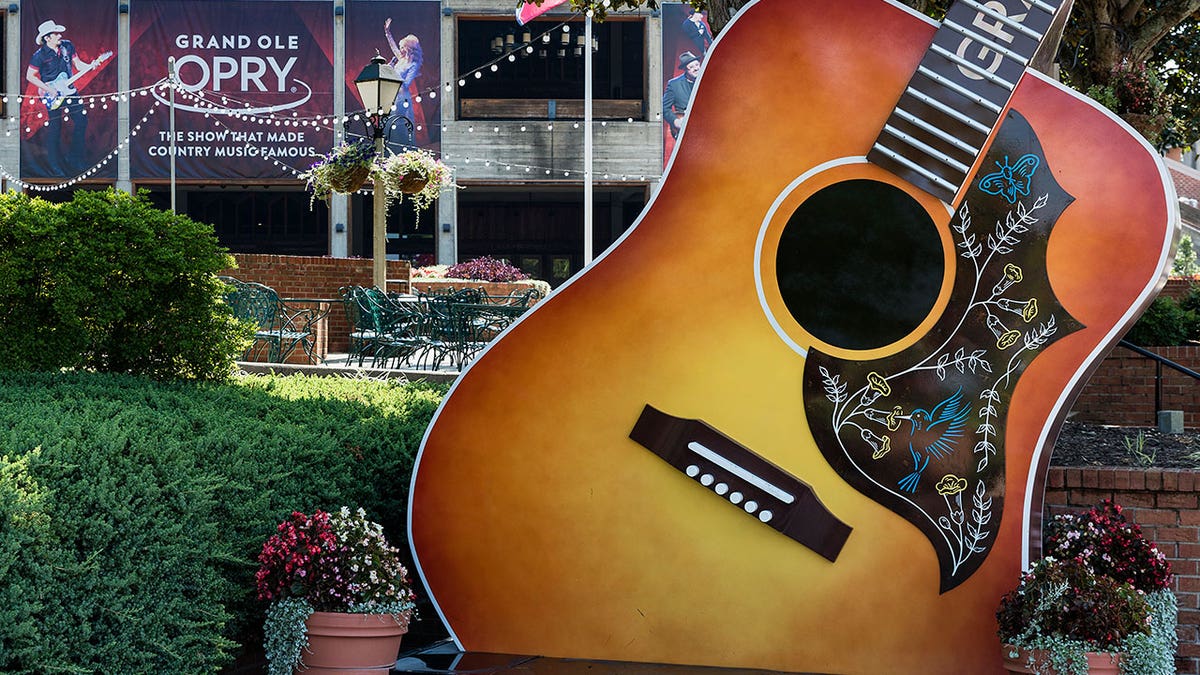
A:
409 278 549 303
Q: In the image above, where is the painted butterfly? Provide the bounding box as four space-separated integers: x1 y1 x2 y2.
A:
979 153 1040 204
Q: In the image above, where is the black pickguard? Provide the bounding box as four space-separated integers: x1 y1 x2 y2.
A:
801 110 1082 592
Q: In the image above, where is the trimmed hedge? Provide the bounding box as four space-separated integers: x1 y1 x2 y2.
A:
0 371 446 674
0 189 250 379
1126 283 1200 347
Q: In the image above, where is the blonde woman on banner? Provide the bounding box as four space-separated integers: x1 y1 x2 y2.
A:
384 17 425 146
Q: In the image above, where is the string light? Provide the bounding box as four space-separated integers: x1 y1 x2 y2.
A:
0 10 664 193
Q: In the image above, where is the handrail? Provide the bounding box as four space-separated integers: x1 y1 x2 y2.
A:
1117 339 1200 417
1118 340 1200 379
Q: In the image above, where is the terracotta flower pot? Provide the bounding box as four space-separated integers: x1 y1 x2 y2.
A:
299 611 409 675
1001 644 1121 675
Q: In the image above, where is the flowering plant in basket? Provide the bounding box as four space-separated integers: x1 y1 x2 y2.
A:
256 507 417 675
996 501 1176 675
378 148 455 216
300 139 378 206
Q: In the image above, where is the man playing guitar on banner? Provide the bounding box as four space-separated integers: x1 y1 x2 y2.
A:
26 20 105 177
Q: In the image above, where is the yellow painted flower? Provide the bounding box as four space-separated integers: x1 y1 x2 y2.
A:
1022 298 1039 323
867 371 891 397
935 474 968 496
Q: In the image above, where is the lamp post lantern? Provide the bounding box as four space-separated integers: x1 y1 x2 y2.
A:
354 54 403 290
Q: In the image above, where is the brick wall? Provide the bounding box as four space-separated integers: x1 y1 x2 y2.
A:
1070 345 1200 427
1044 468 1199 674
1067 278 1200 427
222 254 412 357
1160 277 1198 302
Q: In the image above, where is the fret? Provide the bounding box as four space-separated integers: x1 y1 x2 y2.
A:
868 0 1068 203
904 85 994 134
915 66 1005 114
870 144 961 195
954 0 1043 41
929 44 1018 90
892 107 981 156
881 124 972 174
1028 0 1059 15
942 19 1029 66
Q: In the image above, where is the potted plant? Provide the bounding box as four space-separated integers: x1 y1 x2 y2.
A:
256 507 417 675
300 139 378 206
997 501 1176 674
1086 61 1174 146
378 148 455 218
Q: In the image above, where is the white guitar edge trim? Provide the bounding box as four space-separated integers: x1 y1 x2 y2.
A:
1017 68 1181 571
407 0 945 649
754 157 860 359
752 157 956 360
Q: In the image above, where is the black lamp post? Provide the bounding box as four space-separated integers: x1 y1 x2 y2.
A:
354 54 403 290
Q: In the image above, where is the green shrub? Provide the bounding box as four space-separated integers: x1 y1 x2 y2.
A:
1125 294 1197 346
0 189 251 379
0 371 447 674
0 451 53 671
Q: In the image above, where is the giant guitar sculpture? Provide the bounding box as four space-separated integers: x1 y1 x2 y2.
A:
409 0 1177 672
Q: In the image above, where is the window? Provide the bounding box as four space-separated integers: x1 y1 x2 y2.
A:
141 187 329 256
457 18 645 120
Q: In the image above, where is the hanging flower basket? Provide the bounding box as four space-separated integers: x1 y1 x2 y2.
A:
301 142 454 227
377 149 456 226
327 163 374 194
393 172 430 195
1120 113 1168 144
300 139 379 207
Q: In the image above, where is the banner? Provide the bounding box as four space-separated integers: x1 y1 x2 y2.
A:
660 2 712 166
516 0 569 25
345 1 441 152
129 0 334 180
20 0 118 180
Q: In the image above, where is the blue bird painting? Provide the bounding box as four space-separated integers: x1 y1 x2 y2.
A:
897 388 972 493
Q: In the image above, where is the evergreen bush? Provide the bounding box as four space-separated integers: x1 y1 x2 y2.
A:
0 371 446 674
1124 293 1196 346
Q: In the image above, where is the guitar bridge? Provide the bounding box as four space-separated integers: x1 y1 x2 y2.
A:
630 404 851 562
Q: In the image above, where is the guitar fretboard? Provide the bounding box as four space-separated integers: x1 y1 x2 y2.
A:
867 0 1066 203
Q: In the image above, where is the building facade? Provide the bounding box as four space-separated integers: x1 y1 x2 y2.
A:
0 0 710 284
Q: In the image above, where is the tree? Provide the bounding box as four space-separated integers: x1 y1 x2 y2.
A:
883 0 1200 146
1060 0 1200 145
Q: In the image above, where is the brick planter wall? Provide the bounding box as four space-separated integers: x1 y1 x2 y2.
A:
221 254 412 358
410 278 548 302
1044 467 1200 674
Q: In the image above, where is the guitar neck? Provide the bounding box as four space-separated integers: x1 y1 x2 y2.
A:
57 53 110 89
867 0 1067 203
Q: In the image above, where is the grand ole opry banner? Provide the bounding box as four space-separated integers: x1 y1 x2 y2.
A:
21 0 440 182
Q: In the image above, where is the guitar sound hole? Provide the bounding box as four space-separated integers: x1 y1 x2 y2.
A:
775 179 942 351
